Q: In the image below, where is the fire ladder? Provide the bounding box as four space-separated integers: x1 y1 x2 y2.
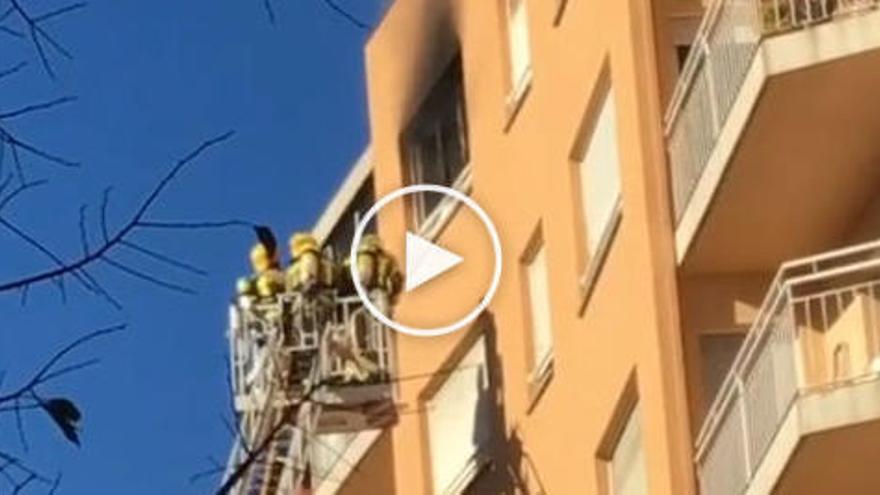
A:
225 290 397 493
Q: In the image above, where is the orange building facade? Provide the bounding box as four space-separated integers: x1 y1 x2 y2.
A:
241 0 880 493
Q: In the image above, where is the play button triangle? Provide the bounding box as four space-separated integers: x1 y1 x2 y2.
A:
404 232 463 292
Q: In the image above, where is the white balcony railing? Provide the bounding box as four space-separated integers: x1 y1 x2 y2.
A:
695 239 880 495
665 0 879 221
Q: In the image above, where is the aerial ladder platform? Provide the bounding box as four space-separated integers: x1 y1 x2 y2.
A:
225 289 397 493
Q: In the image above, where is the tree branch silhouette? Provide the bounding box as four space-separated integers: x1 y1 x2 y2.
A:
0 131 245 305
1 0 85 78
208 359 478 493
0 325 124 493
319 0 369 30
258 0 370 29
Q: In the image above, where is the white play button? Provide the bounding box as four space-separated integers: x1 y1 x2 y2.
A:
350 184 502 337
404 232 463 292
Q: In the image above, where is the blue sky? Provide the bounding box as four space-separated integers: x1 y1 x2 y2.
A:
0 1 385 492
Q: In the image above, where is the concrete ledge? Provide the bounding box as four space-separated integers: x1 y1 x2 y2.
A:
744 375 880 494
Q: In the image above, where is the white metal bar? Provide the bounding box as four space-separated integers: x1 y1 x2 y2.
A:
696 240 880 485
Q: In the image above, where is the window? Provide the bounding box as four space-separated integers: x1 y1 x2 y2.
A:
523 234 554 382
700 332 745 402
505 0 532 102
668 15 700 73
323 177 376 261
675 44 692 70
402 55 470 225
426 336 493 494
577 84 621 258
607 403 649 495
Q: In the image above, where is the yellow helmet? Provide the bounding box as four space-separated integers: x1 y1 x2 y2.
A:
290 232 319 259
358 234 383 254
250 243 275 272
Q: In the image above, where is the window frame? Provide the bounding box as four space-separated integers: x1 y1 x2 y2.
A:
605 403 648 495
520 225 555 410
501 0 533 128
420 329 495 495
401 54 471 234
596 373 648 495
553 0 569 26
570 68 623 311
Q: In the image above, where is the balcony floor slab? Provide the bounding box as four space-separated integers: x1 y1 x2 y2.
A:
677 8 880 273
745 374 880 494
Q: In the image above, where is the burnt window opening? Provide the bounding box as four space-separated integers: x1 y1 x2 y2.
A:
401 54 470 225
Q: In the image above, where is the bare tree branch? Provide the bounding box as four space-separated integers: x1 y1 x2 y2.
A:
0 62 27 81
0 324 125 405
136 219 254 230
319 0 369 30
0 131 237 298
100 256 196 295
3 0 85 78
262 0 276 24
0 325 122 492
0 96 78 121
0 450 54 493
120 240 208 277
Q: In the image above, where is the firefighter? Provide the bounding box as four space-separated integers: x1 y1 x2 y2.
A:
236 237 284 347
236 241 284 301
325 234 401 384
286 232 334 295
339 234 403 302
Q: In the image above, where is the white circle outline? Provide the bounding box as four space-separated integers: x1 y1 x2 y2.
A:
350 184 502 337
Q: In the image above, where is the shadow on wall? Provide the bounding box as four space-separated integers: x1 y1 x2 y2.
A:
466 314 548 495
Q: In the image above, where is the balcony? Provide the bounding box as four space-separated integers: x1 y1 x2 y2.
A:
665 0 880 269
695 239 880 494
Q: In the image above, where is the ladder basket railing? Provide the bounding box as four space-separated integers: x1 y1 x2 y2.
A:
230 290 395 412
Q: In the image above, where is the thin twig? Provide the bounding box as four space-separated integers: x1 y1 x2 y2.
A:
319 0 369 30
0 131 236 296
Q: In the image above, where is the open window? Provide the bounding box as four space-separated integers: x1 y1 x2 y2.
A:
401 54 470 229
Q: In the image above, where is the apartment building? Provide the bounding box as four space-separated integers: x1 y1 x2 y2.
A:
228 0 880 492
346 0 880 492
351 0 693 493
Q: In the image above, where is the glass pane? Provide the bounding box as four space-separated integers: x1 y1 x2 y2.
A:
401 55 470 223
428 337 491 494
527 245 554 370
440 117 464 185
419 129 445 216
610 404 649 495
580 87 622 255
508 0 531 85
701 333 745 402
